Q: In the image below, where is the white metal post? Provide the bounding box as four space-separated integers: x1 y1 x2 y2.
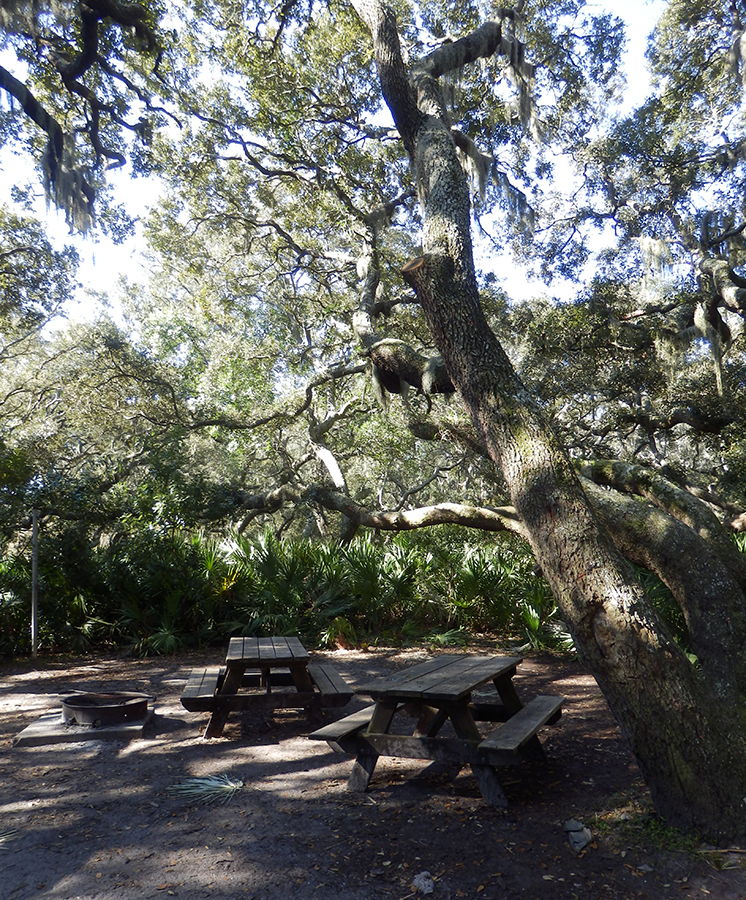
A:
31 509 38 658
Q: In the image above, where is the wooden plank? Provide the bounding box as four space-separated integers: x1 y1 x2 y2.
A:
355 655 460 697
187 684 347 714
448 702 482 742
307 662 353 699
367 700 398 735
493 671 523 716
414 705 448 738
348 751 378 792
471 765 509 808
226 636 256 663
388 657 479 699
362 733 523 767
405 657 520 702
479 695 564 754
181 666 221 698
308 662 334 694
270 636 288 657
182 696 224 712
286 636 310 660
307 705 376 741
289 662 315 693
340 734 517 802
358 655 521 703
371 656 516 701
204 715 228 738
225 636 309 666
207 690 322 712
275 636 309 661
180 667 223 709
364 732 476 763
200 684 353 727
219 664 245 695
258 637 277 660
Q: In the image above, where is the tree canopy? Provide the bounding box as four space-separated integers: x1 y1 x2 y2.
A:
4 0 746 839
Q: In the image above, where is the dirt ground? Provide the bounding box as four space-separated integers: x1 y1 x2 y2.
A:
2 647 746 900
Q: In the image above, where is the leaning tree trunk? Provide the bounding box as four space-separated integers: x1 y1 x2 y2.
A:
351 0 746 839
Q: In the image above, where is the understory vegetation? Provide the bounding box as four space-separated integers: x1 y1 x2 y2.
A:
0 524 697 660
0 527 562 656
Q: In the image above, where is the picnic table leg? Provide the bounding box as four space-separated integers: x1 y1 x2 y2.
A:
347 701 397 793
348 749 379 792
204 710 229 739
290 662 315 692
414 705 449 738
493 673 546 762
412 705 462 782
449 704 508 808
204 667 244 739
493 673 522 714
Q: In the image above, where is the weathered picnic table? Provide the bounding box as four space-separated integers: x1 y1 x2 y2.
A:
181 636 352 738
308 654 563 807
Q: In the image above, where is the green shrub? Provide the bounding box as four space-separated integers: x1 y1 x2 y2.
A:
0 523 579 657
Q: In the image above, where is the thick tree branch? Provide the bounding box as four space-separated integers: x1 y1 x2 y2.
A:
701 256 746 313
617 404 734 435
0 64 95 218
350 0 421 153
577 459 746 586
584 479 746 696
352 207 454 396
304 485 525 536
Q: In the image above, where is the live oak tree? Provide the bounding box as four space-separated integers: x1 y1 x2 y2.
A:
4 0 746 838
344 0 746 840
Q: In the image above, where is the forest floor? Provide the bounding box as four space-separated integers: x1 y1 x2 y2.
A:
2 646 746 900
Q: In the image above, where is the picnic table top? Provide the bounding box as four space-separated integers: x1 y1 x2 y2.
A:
355 654 522 704
225 636 310 668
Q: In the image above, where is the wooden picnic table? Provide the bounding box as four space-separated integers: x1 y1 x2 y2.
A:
308 654 563 807
181 636 352 738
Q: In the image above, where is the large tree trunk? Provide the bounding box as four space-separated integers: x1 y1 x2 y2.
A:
351 0 746 839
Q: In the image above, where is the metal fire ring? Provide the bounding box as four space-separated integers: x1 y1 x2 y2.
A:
60 691 153 727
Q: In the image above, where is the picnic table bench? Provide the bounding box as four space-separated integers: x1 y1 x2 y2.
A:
308 654 563 807
181 636 353 738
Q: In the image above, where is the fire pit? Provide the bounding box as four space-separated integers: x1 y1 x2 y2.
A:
61 692 153 727
14 690 156 746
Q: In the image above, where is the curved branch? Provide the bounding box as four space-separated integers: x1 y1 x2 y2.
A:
368 338 454 395
304 484 526 536
85 0 157 51
584 479 746 697
0 64 95 228
700 257 746 313
617 404 734 435
417 20 504 78
0 65 60 141
577 459 746 584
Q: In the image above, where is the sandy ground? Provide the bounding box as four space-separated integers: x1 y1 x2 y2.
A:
2 647 746 900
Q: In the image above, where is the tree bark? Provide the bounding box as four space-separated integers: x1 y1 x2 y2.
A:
351 0 746 839
583 479 746 697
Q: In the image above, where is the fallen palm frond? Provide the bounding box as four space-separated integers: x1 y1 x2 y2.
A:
166 774 244 806
0 827 20 847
